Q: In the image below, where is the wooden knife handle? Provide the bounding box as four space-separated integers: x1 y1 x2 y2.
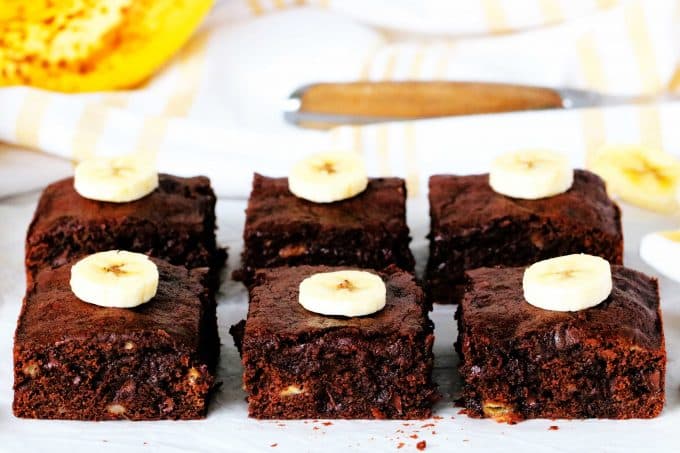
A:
298 82 563 119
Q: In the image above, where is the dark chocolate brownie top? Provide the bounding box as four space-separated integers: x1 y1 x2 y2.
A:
246 265 427 338
28 174 215 239
245 174 407 233
15 257 207 350
462 266 662 351
429 170 620 236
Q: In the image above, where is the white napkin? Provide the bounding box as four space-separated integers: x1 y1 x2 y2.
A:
0 0 678 198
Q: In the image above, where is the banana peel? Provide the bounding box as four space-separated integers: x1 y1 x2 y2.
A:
588 144 680 214
0 0 214 92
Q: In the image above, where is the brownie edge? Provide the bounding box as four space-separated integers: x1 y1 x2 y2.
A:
427 170 623 304
13 258 219 421
234 265 439 419
236 175 415 283
456 265 665 422
25 174 226 288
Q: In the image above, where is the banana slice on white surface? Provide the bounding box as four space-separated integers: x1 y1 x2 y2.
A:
523 254 612 312
640 231 680 282
298 270 386 317
70 250 159 308
288 151 368 203
588 144 680 214
489 150 573 200
74 154 159 203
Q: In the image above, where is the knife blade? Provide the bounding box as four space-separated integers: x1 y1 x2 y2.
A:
283 81 669 129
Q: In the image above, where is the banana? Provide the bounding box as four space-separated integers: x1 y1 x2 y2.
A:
640 230 680 282
522 254 612 312
288 152 368 203
74 154 158 203
489 150 573 199
298 270 386 317
70 250 159 308
0 0 214 92
588 144 680 214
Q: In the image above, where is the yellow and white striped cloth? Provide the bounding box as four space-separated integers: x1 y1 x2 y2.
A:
0 0 679 198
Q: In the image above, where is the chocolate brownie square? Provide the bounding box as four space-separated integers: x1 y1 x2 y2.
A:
231 265 439 419
235 174 415 283
25 174 226 286
13 258 219 420
456 266 665 422
426 170 623 304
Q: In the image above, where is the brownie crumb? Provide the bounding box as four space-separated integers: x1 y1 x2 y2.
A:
549 425 559 431
410 434 418 439
397 442 405 449
416 440 427 450
270 443 278 447
322 422 333 426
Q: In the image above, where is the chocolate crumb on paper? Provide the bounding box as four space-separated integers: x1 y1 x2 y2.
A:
549 425 559 431
416 440 427 450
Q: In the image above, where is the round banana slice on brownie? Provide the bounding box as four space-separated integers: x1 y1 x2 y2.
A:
74 154 158 203
522 254 612 312
640 230 680 282
70 250 159 308
298 270 386 317
288 151 368 203
489 149 573 200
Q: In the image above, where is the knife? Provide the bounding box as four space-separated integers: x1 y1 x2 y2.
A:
283 81 669 129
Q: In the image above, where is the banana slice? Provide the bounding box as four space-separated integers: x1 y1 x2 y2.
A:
523 254 612 312
298 270 386 317
74 155 158 203
489 150 573 200
588 144 680 213
288 151 368 203
70 250 159 308
640 230 680 282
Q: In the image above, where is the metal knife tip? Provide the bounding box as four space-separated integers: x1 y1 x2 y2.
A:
282 97 301 114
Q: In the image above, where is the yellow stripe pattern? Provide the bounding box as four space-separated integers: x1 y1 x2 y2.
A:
246 0 265 15
582 109 606 164
135 116 169 158
409 46 425 79
538 0 563 24
15 91 50 150
164 32 210 117
71 102 110 162
404 123 419 197
624 1 662 94
670 66 680 92
576 33 607 90
376 125 390 176
596 0 619 9
481 0 509 33
434 42 454 79
638 105 662 150
576 33 607 160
